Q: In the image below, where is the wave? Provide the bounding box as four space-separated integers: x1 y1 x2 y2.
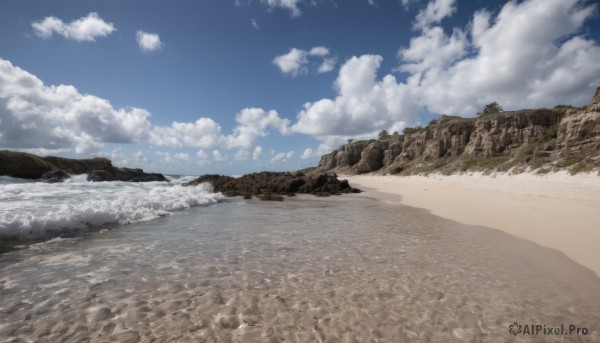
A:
0 180 222 241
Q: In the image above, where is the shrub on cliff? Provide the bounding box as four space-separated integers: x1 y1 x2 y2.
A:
477 102 503 116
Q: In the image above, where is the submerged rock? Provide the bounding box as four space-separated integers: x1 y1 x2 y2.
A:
184 172 361 198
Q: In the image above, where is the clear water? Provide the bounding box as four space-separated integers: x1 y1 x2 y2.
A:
1 191 599 342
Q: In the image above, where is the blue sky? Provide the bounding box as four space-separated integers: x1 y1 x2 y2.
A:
1 0 599 175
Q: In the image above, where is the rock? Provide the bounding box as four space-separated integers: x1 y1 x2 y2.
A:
39 170 70 183
318 86 600 175
184 172 361 198
259 194 284 201
0 150 169 182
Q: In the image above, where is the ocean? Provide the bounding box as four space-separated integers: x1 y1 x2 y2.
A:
1 176 599 342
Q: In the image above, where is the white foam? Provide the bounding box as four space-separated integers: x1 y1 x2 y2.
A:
0 180 222 240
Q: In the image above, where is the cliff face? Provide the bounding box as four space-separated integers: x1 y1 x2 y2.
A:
0 151 168 182
318 87 600 175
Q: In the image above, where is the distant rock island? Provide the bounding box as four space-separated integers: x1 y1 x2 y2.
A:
0 151 168 182
184 172 360 199
318 86 600 175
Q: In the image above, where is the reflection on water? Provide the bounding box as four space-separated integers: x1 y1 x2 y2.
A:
1 195 599 342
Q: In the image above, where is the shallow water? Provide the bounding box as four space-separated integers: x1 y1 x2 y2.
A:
1 195 599 342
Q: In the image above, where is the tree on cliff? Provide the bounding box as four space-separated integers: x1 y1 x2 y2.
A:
378 130 390 140
477 102 503 116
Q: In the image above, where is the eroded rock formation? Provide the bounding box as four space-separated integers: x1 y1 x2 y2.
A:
319 87 600 175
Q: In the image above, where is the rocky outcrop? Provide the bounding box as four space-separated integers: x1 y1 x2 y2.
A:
184 172 361 198
318 87 600 175
0 150 168 182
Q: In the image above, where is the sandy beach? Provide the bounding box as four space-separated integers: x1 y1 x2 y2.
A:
344 171 600 278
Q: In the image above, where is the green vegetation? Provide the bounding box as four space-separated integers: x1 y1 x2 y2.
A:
581 118 599 138
428 119 439 125
477 102 503 116
294 167 317 175
378 130 390 140
403 125 424 135
544 124 559 141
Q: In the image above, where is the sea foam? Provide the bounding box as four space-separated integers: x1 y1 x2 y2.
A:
0 176 222 240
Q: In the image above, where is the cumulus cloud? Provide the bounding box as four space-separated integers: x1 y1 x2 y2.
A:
224 108 290 150
300 148 313 159
291 0 600 147
212 150 227 161
136 31 163 52
292 54 420 139
273 46 336 76
149 118 222 149
403 0 600 115
252 146 263 160
414 0 456 30
32 12 115 42
270 150 295 164
273 48 309 76
174 152 190 161
0 58 151 153
133 151 150 163
196 149 209 160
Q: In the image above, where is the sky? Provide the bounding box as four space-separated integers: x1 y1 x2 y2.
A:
1 0 599 176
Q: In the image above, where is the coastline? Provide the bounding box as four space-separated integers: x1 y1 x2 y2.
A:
343 171 600 278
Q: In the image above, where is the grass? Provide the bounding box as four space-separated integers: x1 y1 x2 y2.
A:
294 167 317 175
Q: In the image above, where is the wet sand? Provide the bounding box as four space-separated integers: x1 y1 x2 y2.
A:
344 172 600 278
1 196 599 342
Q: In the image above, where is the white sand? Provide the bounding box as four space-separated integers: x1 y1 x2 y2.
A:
344 171 600 277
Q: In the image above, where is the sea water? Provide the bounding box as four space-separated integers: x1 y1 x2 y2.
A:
1 177 600 342
0 175 222 240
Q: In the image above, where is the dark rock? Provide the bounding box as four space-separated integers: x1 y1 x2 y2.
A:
184 172 361 198
39 170 70 183
0 150 169 182
243 194 252 199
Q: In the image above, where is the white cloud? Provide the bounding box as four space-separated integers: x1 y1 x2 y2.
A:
273 46 336 76
251 18 260 30
273 48 308 76
0 58 151 154
196 149 208 159
261 0 303 17
136 31 163 52
270 150 295 164
174 152 190 161
318 58 337 73
224 107 290 150
212 150 227 161
133 151 150 163
32 12 115 42
414 0 456 30
403 0 600 115
291 0 600 146
149 118 222 149
300 148 313 159
252 146 263 160
309 46 329 57
398 26 467 74
292 55 420 139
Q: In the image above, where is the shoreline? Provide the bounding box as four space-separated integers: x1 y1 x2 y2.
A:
343 171 600 278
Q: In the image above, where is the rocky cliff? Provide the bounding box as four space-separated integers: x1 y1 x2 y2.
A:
0 151 168 182
318 87 600 175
